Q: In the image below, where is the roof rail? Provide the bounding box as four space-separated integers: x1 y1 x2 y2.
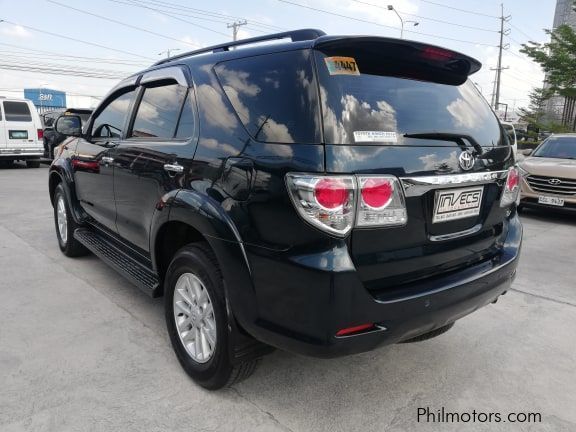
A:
154 28 326 66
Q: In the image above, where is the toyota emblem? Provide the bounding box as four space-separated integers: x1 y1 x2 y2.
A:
548 178 562 185
458 151 475 171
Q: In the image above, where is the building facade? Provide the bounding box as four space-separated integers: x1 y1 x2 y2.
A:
544 0 576 127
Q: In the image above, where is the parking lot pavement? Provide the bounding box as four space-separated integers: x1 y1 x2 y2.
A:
0 164 575 432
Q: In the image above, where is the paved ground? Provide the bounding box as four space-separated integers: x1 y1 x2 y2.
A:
0 163 575 432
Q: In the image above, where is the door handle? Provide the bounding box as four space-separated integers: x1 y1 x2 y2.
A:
101 156 114 164
164 163 184 174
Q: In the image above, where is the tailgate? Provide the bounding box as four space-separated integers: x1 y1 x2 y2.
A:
315 38 514 296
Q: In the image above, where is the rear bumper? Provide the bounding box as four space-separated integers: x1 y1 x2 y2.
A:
0 147 44 159
239 214 522 358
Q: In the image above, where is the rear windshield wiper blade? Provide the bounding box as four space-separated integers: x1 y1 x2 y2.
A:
403 132 483 154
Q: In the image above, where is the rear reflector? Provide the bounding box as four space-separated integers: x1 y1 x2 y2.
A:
336 323 375 337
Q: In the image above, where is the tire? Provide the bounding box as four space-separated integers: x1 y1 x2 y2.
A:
26 160 41 168
164 243 260 390
399 322 454 343
53 184 89 257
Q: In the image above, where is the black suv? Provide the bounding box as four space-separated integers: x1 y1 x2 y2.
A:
43 108 93 158
49 30 522 389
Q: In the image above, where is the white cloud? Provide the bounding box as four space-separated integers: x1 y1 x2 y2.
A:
0 24 33 39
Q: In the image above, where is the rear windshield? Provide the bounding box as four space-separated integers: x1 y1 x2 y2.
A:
3 101 32 122
315 50 502 147
533 137 576 159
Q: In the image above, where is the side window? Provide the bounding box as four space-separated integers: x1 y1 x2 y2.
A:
3 102 32 122
175 92 195 139
214 50 321 144
131 83 188 139
91 90 135 139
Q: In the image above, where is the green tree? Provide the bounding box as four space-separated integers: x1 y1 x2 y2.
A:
517 87 548 127
521 25 576 98
521 8 576 129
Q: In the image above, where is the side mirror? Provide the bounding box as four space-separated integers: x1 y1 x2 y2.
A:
55 115 82 137
521 149 533 156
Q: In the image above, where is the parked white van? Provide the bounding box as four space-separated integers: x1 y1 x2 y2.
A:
0 97 44 168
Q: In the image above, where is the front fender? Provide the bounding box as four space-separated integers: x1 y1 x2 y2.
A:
162 189 258 330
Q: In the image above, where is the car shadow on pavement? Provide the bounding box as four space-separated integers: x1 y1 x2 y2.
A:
519 208 576 227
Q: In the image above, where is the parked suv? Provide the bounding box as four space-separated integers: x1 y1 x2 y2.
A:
43 108 93 159
0 97 44 167
49 30 522 389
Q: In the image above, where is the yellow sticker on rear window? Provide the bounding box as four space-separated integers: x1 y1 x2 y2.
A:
324 56 360 76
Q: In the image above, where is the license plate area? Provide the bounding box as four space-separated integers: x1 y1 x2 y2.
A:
9 130 28 140
538 195 564 206
433 186 484 223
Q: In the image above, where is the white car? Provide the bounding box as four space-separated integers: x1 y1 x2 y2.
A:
0 97 44 168
501 121 518 161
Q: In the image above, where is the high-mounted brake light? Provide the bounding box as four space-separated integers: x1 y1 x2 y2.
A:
286 174 408 236
421 46 454 61
500 166 520 207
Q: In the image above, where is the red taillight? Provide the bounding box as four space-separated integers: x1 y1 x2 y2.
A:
421 46 454 61
37 129 44 140
336 323 375 337
361 178 393 209
506 167 519 191
500 167 520 207
314 178 348 209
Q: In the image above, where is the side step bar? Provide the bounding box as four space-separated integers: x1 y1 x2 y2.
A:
74 228 161 297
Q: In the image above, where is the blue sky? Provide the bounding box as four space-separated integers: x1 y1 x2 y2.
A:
0 0 557 111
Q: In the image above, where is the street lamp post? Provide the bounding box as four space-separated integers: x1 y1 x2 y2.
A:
387 5 418 38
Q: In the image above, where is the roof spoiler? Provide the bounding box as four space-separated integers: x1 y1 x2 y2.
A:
313 36 482 82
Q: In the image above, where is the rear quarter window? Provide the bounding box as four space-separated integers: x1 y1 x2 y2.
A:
3 101 33 122
214 50 321 144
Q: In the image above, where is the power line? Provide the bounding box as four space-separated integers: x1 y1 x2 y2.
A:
0 19 154 60
0 87 104 99
107 0 230 37
277 0 497 46
0 42 148 66
351 0 497 33
130 0 287 31
0 57 132 76
420 0 499 19
48 0 202 48
0 64 125 79
0 50 146 68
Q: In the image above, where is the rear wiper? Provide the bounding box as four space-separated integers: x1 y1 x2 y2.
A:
403 132 483 154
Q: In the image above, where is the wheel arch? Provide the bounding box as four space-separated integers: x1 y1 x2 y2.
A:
152 190 256 331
